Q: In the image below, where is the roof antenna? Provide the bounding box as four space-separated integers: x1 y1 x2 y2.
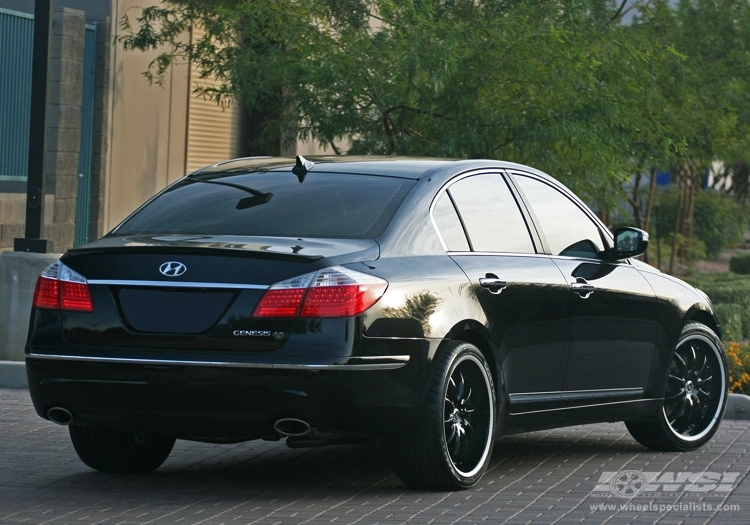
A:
292 155 315 183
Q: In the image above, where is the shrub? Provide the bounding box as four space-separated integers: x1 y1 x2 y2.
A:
653 187 744 258
683 273 750 339
726 341 750 395
729 252 750 274
647 233 707 267
714 303 743 342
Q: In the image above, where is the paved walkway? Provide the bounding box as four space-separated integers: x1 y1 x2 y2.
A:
1 388 748 524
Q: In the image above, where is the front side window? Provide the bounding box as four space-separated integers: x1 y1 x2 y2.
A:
443 173 535 253
513 174 605 258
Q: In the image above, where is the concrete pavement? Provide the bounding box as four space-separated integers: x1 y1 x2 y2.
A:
1 388 748 525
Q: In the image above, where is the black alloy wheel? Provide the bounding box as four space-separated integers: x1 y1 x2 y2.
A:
393 341 496 490
626 322 728 451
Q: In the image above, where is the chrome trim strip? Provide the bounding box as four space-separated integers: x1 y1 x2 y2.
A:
508 392 560 404
87 279 269 290
445 251 551 259
507 398 657 416
509 387 643 404
27 353 410 371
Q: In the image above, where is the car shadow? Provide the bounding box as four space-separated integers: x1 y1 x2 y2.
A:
57 424 646 495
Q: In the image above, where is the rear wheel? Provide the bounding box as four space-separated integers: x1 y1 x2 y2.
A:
393 341 495 490
69 425 175 473
626 322 728 451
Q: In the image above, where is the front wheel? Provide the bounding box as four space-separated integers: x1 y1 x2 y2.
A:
626 322 728 451
69 425 176 473
393 341 496 490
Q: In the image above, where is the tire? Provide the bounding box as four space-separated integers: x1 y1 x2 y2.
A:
69 425 175 473
626 322 728 451
393 341 496 490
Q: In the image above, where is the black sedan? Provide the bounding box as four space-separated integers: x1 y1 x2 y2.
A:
25 156 728 490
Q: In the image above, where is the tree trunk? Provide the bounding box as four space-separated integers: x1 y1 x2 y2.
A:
668 175 684 275
630 171 644 229
641 168 657 264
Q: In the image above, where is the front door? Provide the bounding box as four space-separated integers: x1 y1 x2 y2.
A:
552 258 658 396
510 171 658 404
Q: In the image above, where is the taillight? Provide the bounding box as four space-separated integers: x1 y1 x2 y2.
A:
253 266 388 318
32 261 94 312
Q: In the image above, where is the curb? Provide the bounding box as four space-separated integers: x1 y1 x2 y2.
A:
725 393 750 421
1 360 748 421
0 361 27 389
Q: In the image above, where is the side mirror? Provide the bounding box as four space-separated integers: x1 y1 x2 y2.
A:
609 227 649 260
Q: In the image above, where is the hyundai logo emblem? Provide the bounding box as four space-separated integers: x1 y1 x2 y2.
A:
159 261 187 277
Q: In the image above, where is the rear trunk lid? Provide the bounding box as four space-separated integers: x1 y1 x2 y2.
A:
58 235 379 352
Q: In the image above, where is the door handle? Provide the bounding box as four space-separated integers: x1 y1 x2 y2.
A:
479 275 507 295
570 278 594 298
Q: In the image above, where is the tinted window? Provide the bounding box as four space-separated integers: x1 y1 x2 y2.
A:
513 174 604 257
447 173 534 253
114 172 415 239
432 193 470 251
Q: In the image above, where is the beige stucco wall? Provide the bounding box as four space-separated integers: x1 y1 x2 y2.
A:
103 0 190 232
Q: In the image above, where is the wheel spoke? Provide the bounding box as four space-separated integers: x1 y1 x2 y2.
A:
448 376 457 396
456 372 466 401
451 425 464 456
668 396 689 426
445 422 457 443
695 350 708 377
672 403 692 433
674 351 688 373
665 387 686 401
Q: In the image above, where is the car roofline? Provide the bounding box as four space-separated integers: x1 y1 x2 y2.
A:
187 156 546 181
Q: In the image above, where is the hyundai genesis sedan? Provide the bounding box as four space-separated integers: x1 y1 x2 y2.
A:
25 156 728 490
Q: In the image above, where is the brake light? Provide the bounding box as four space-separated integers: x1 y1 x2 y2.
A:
32 262 94 312
253 266 388 318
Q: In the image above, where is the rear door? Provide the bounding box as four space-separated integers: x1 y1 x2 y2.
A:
431 171 572 404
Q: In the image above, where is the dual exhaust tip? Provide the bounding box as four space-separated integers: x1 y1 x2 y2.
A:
47 407 73 426
273 418 312 437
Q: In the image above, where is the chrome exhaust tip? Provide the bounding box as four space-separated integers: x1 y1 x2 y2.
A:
274 418 312 437
47 407 73 426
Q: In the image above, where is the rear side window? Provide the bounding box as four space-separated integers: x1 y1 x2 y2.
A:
432 193 470 251
113 172 415 239
445 173 535 253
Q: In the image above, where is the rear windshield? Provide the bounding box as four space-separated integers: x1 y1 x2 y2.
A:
112 171 415 239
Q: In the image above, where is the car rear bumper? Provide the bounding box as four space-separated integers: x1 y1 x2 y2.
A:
25 346 430 443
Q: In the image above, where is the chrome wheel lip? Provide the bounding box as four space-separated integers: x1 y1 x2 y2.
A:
442 353 494 478
663 333 726 443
